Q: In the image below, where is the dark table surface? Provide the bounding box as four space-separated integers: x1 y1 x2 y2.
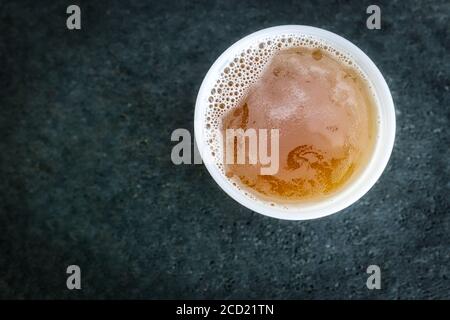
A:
0 0 449 299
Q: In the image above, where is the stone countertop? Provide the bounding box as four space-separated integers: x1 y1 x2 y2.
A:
0 0 448 298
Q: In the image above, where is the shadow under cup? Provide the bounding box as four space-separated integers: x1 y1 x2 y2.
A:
195 25 396 220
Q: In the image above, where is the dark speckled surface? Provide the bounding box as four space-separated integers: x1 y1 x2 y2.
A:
0 0 449 299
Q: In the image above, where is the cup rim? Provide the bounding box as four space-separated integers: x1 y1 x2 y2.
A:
194 25 396 220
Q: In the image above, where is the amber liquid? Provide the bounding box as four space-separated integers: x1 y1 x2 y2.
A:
222 47 377 203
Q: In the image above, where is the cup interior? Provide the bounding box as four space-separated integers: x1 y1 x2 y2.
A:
194 25 396 220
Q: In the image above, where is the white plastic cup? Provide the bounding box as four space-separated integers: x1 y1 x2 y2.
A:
194 25 396 220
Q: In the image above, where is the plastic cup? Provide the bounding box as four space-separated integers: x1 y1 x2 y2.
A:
194 25 396 220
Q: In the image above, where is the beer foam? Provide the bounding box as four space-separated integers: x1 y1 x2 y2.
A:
202 34 377 205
